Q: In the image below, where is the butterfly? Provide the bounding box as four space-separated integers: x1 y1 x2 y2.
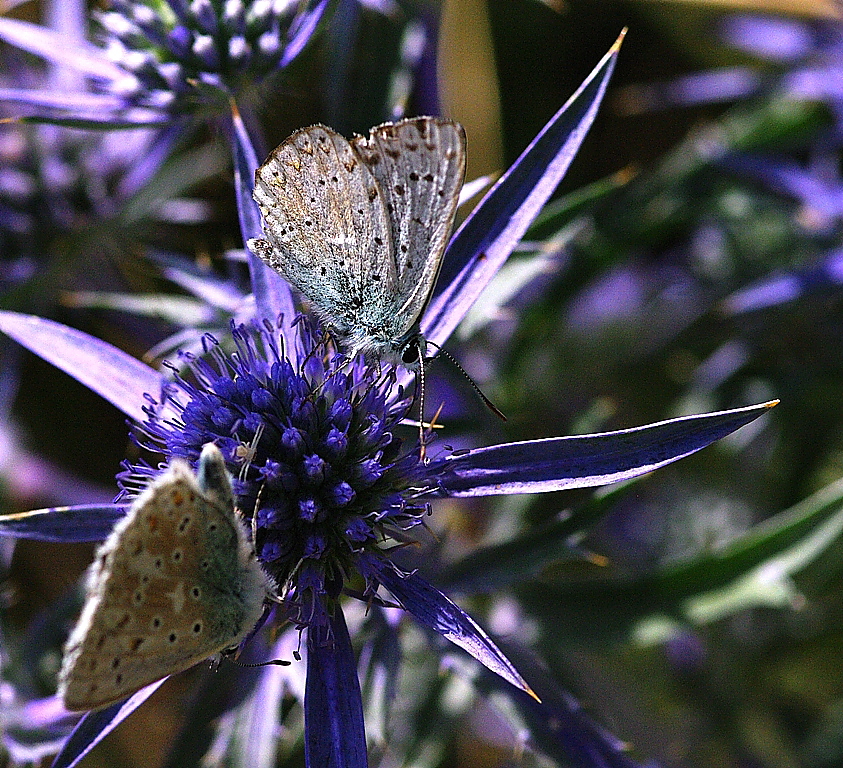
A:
248 116 466 367
59 444 270 711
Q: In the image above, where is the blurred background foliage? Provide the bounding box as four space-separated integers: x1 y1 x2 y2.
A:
5 0 843 766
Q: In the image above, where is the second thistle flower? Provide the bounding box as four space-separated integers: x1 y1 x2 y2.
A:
97 0 320 109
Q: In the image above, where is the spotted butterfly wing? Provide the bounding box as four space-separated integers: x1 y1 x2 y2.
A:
249 116 466 364
349 118 465 337
59 444 268 711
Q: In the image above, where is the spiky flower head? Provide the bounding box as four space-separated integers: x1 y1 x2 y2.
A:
97 0 318 110
124 319 432 627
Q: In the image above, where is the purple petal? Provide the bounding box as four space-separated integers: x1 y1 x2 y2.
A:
721 153 839 215
357 607 401 744
0 433 114 506
305 609 368 768
228 103 297 339
357 0 398 13
120 141 229 224
64 292 214 326
662 67 760 107
0 88 126 111
784 65 843 102
433 401 777 497
618 68 761 114
723 248 843 314
50 681 167 768
5 696 72 763
45 0 86 66
458 174 494 206
160 266 243 313
421 31 625 352
0 87 166 126
0 18 125 81
723 277 799 314
721 15 814 62
0 504 126 542
280 0 331 68
148 251 243 312
475 651 652 768
365 557 537 700
0 311 166 422
237 633 301 764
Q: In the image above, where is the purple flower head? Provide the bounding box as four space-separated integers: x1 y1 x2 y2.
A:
0 0 330 125
0 42 207 303
0 118 158 273
0 47 164 286
122 319 431 622
95 0 316 110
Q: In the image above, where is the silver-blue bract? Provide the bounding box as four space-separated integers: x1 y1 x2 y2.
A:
249 116 466 366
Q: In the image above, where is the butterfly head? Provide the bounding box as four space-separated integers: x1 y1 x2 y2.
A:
336 324 428 371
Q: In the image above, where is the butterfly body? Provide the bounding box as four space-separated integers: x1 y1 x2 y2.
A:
249 116 466 366
59 444 268 711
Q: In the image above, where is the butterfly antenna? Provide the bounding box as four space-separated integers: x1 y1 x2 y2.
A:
250 479 266 548
222 653 291 669
425 340 507 421
299 324 333 370
416 338 428 461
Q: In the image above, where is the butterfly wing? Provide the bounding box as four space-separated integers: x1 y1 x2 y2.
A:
250 125 398 334
350 117 466 336
59 448 267 711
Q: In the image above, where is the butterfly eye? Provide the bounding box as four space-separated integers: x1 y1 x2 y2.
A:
401 344 420 365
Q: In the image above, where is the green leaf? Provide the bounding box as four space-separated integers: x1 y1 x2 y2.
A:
440 482 633 595
520 475 843 645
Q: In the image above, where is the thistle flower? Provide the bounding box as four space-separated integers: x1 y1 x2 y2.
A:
0 0 329 125
0 6 229 305
0 118 163 284
94 0 320 111
0 35 777 768
0 311 774 768
128 319 436 610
